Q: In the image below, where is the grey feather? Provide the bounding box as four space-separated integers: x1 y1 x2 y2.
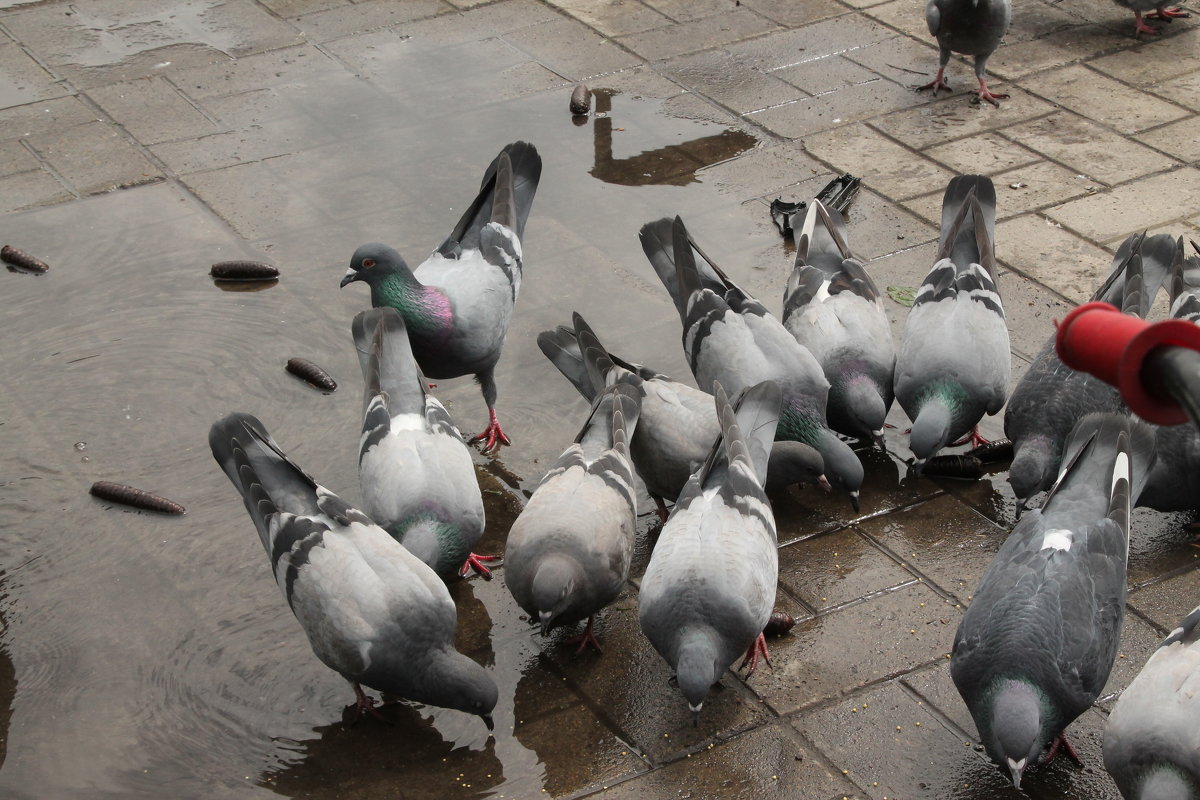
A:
922 0 1012 101
208 412 497 725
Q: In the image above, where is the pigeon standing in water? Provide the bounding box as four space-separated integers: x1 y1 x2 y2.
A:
1104 603 1200 799
1136 237 1200 511
640 215 864 510
1006 233 1175 509
504 383 641 653
919 0 1012 106
894 175 1010 470
351 307 495 579
537 313 828 521
340 141 542 452
1109 0 1190 37
639 381 781 718
951 413 1155 788
781 198 895 445
208 413 497 727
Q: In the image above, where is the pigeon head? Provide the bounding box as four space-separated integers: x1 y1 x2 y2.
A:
987 680 1045 789
425 650 499 730
820 435 864 512
909 401 953 467
530 555 582 635
340 243 409 289
764 442 829 494
840 377 888 444
1008 438 1055 504
673 629 721 714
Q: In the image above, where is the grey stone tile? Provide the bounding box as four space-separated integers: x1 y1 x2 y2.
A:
988 23 1129 81
505 17 643 80
842 33 940 87
997 266 1074 360
869 88 1057 150
1000 111 1179 186
0 95 98 141
1128 565 1200 630
660 49 805 115
89 77 220 145
0 167 72 211
739 0 846 28
1154 69 1200 111
1045 167 1200 243
696 140 826 200
291 0 452 42
1032 64 1190 134
616 8 780 61
544 0 672 38
1088 28 1200 87
994 214 1116 304
390 0 562 50
24 119 161 195
172 44 344 101
991 160 1097 216
0 137 38 177
803 123 956 201
0 40 66 109
642 0 749 23
924 131 1041 176
749 75 927 139
180 159 337 240
778 527 915 611
1135 114 1200 164
728 15 893 72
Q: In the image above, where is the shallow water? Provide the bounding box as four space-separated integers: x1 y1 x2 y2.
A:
1 25 1196 800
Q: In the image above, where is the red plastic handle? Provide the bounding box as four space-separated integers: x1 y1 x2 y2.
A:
1056 302 1200 425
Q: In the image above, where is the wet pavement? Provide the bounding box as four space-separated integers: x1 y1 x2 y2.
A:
1 0 1199 798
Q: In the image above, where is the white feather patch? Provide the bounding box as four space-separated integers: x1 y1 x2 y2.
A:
1110 451 1129 495
1041 528 1073 552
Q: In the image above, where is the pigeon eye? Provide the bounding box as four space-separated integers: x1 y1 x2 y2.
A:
362 258 376 269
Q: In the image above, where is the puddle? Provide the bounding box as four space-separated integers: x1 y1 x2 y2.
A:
62 0 241 67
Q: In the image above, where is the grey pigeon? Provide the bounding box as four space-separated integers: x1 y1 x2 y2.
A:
537 313 829 520
1136 237 1200 512
639 381 781 717
340 141 542 452
951 413 1155 788
351 307 493 579
208 412 497 727
781 199 896 445
1006 233 1175 509
1104 603 1200 799
639 215 864 510
1109 0 1191 37
895 175 1010 470
503 383 641 653
920 0 1012 105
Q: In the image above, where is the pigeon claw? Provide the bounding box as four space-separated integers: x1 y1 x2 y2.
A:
350 683 393 725
1148 6 1188 18
971 84 1010 108
470 410 511 453
459 552 501 580
950 426 992 449
568 616 603 656
1133 12 1164 35
737 633 772 678
917 72 951 96
1041 731 1083 767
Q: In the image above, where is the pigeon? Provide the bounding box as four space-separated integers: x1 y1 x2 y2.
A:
894 175 1010 470
639 380 781 718
639 215 864 510
504 382 641 653
1109 0 1191 37
1104 603 1200 799
950 412 1155 788
1136 237 1200 512
537 313 829 520
781 198 896 445
351 307 494 580
919 0 1012 106
1006 232 1175 509
208 412 497 727
340 141 542 452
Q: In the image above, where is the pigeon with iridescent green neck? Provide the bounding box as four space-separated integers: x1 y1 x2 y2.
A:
894 175 1009 470
351 307 494 580
340 141 541 452
639 215 864 510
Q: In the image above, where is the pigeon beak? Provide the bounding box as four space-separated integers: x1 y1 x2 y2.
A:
1006 757 1026 789
538 611 553 637
872 430 886 449
688 702 703 728
818 475 832 493
849 491 861 513
339 269 359 288
481 713 495 732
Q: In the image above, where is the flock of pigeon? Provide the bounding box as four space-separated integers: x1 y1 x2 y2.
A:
206 137 1200 799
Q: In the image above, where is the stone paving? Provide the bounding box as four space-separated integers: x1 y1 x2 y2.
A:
3 0 1200 799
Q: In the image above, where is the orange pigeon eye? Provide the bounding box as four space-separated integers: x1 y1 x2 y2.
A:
362 258 376 269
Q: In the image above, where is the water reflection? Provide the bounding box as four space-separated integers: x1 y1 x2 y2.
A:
587 90 757 187
0 580 14 772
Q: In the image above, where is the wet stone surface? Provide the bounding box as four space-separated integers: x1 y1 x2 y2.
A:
3 1 1200 799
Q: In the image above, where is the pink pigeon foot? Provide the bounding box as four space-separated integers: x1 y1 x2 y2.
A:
1134 11 1164 34
1148 6 1189 19
950 426 992 448
1042 731 1083 767
567 616 603 655
737 634 772 677
654 496 670 524
918 70 951 96
470 408 511 452
458 552 501 579
972 80 1009 107
350 683 392 724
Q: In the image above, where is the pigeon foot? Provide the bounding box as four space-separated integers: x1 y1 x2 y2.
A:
1042 731 1083 767
653 496 670 524
350 683 393 725
568 616 603 655
917 73 951 96
470 409 511 452
459 552 501 579
1134 12 1164 34
1148 7 1189 19
737 634 772 677
950 426 992 448
971 82 1009 108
